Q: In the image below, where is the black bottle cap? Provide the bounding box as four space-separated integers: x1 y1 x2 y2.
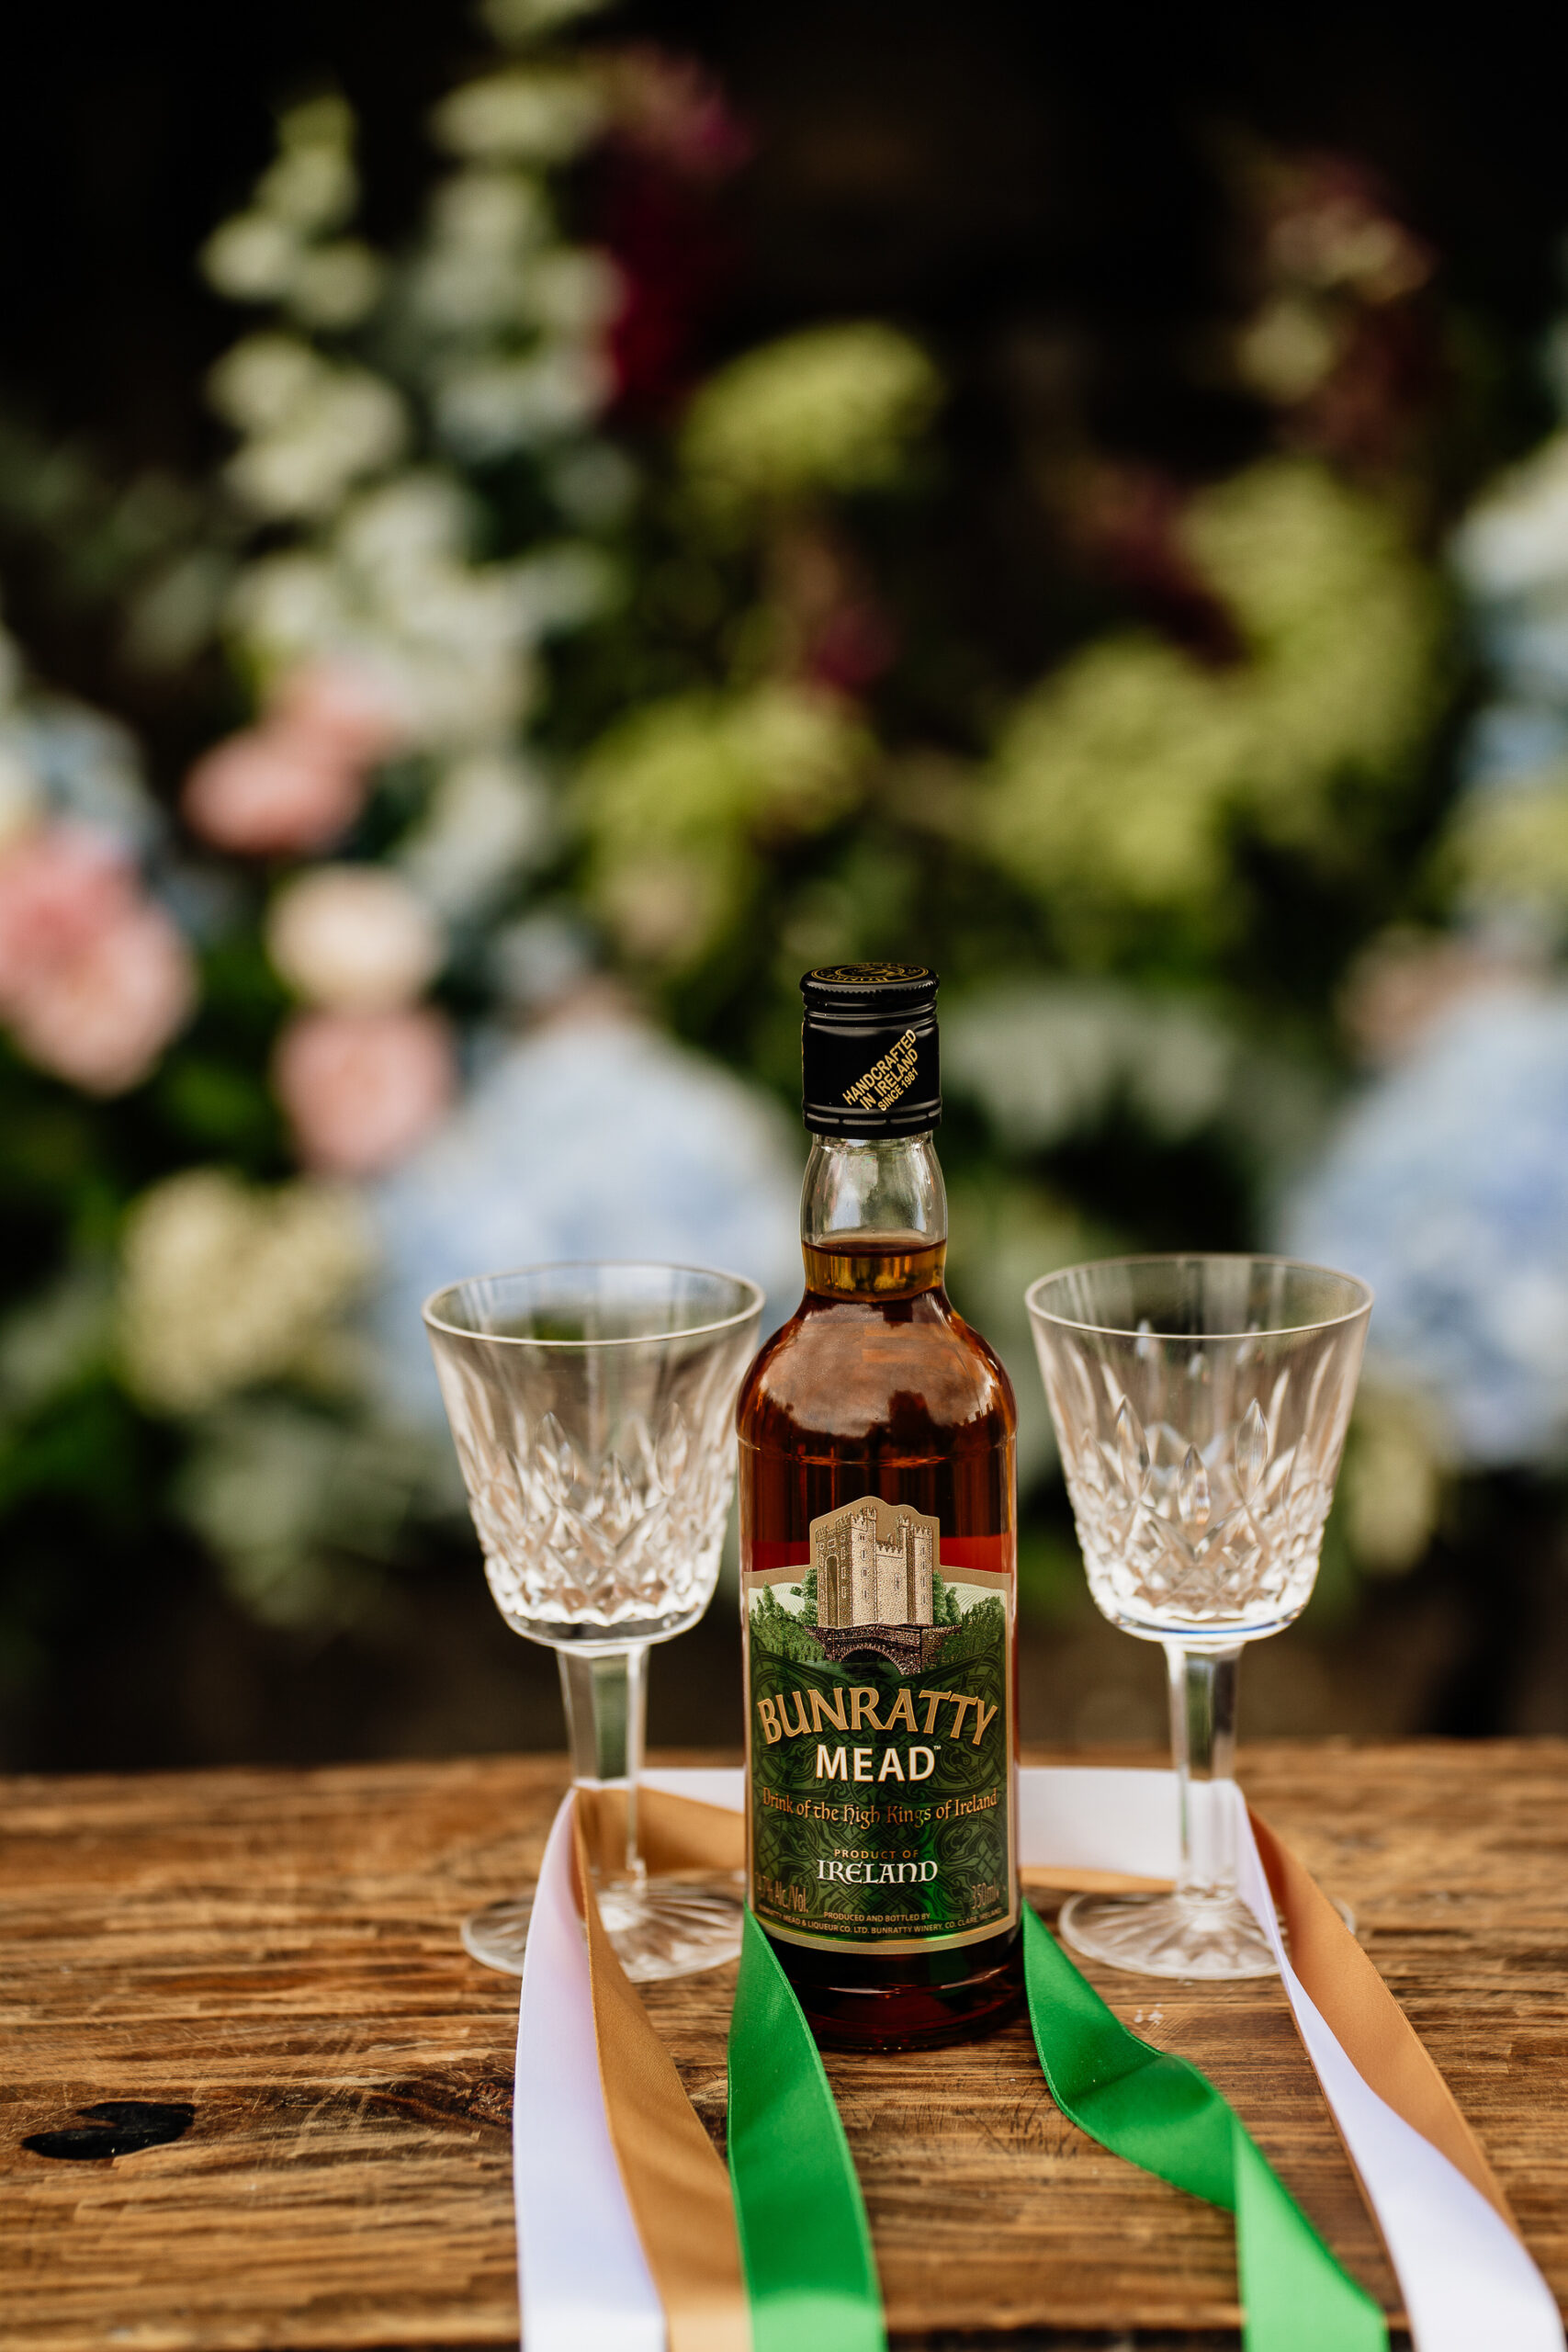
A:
799 963 941 1136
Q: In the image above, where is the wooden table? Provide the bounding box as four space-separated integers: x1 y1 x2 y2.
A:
3 1743 1565 2350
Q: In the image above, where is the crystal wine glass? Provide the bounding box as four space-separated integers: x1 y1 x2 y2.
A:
1025 1254 1371 1980
423 1261 763 1982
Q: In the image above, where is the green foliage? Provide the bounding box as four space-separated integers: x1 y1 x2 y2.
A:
984 464 1446 959
574 684 871 971
680 324 941 522
930 1568 963 1626
749 1587 827 1663
931 1592 1005 1669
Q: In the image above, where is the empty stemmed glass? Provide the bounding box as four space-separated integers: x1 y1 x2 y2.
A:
423 1261 763 1982
1026 1255 1371 1980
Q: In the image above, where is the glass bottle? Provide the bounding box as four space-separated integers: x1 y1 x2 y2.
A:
737 964 1023 2049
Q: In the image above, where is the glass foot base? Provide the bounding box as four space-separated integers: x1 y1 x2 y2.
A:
1058 1888 1280 1980
462 1881 745 1982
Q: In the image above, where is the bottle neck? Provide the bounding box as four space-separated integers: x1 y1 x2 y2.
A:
800 1132 947 1300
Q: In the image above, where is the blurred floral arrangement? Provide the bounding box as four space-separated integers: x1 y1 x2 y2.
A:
1 2 1559 1740
1289 231 1568 1511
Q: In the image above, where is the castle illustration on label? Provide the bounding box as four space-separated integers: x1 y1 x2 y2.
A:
809 1498 954 1673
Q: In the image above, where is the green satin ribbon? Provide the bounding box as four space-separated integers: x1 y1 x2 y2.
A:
727 1908 886 2352
726 1902 1387 2352
1021 1904 1387 2352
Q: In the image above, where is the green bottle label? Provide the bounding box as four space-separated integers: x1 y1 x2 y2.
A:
743 1498 1017 1952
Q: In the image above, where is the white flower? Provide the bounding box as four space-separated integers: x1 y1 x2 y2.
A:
408 174 550 333
480 0 610 44
200 96 376 324
201 212 301 302
942 980 1239 1151
266 866 445 1011
276 93 356 160
409 247 528 336
434 344 612 458
1453 433 1568 605
119 1169 376 1415
256 140 356 234
431 67 605 165
526 248 622 336
508 541 619 631
209 334 320 434
397 752 553 917
335 473 473 575
210 338 407 518
288 242 384 330
226 370 408 519
431 167 548 256
227 552 341 666
228 479 546 750
383 572 543 742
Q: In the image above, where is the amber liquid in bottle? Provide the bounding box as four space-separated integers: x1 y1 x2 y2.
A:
739 1142 1024 2051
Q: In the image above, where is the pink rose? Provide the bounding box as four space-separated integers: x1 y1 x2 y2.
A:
183 726 365 857
182 662 410 858
273 1005 456 1176
0 825 196 1094
0 825 130 998
9 899 197 1095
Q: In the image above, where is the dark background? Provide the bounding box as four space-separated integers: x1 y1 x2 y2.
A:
7 5 1568 503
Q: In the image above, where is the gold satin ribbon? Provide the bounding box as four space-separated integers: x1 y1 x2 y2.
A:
573 1782 750 1878
637 1784 750 1875
562 1781 1523 2346
570 1803 751 2352
1248 1806 1517 2230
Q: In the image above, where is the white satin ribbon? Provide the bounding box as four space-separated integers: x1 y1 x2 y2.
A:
511 1767 1563 2352
1225 1784 1562 2352
514 1792 663 2352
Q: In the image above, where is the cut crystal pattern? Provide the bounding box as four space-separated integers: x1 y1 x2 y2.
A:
1036 1322 1365 1640
432 1328 750 1643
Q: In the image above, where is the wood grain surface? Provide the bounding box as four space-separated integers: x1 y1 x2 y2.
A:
2 1742 1565 2350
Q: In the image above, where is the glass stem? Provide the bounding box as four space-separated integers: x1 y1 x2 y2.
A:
1165 1642 1242 1905
558 1645 648 1892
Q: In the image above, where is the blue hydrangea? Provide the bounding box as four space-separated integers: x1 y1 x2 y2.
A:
1450 432 1568 824
1282 987 1568 1467
369 1014 803 1425
19 705 163 851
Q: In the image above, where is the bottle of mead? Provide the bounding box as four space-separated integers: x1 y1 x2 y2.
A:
738 964 1023 2048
